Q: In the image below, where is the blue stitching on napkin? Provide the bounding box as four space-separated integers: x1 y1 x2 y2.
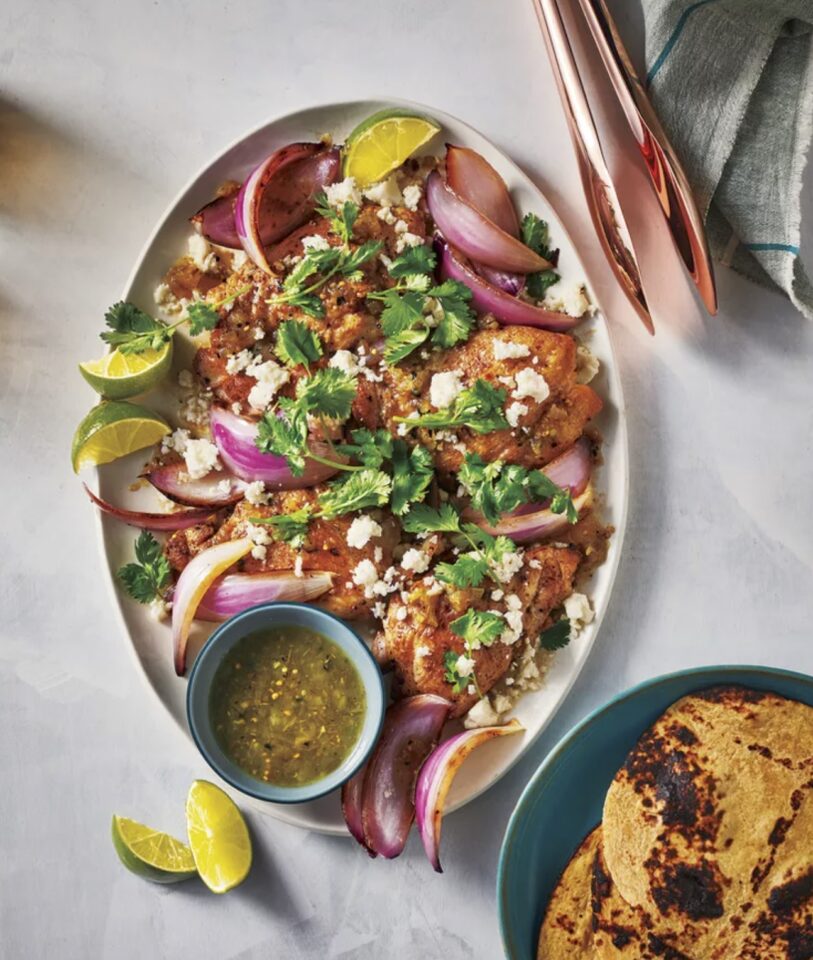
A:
647 0 719 85
744 242 801 254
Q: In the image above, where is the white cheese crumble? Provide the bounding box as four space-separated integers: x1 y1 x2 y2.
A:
149 598 171 622
182 438 220 480
564 592 594 633
492 548 525 583
415 645 431 658
246 523 271 561
395 231 424 254
254 326 266 341
231 249 248 272
324 176 361 209
400 548 430 574
395 607 407 621
377 206 397 226
543 279 591 318
178 369 194 388
225 350 253 375
329 349 360 377
402 183 422 211
493 340 531 361
456 655 476 678
512 367 550 403
351 559 379 595
301 234 331 252
363 176 402 207
161 427 190 455
188 233 217 273
429 370 465 410
246 358 291 411
294 554 304 578
575 344 600 384
346 515 382 550
244 480 269 505
506 401 529 428
464 698 500 729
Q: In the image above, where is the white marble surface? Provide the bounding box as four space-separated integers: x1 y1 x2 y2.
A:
2 1 812 957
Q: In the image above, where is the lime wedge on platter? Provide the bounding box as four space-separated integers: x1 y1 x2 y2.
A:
71 401 170 473
79 341 172 400
343 108 440 186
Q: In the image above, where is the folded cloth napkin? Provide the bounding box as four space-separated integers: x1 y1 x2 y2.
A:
643 0 813 317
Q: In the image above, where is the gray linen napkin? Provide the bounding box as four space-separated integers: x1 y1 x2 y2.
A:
643 0 813 317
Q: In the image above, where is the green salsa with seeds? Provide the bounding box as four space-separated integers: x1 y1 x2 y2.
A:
209 626 367 787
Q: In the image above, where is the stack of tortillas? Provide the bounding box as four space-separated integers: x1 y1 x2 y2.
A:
537 686 813 959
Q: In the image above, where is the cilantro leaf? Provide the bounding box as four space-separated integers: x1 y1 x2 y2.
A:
341 240 383 276
450 609 505 648
383 325 431 366
428 279 475 350
186 301 221 337
388 246 437 278
296 367 357 421
539 617 571 651
443 650 471 695
255 399 309 475
101 302 169 355
435 552 489 588
337 428 394 469
527 269 560 300
390 440 433 515
314 192 359 246
117 531 170 603
274 319 324 368
521 213 560 300
376 289 426 336
401 503 463 535
253 507 313 549
319 469 392 519
395 379 509 435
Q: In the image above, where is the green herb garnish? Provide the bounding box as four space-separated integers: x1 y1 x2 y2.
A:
521 212 560 300
274 319 324 368
458 453 578 527
117 531 171 603
102 285 250 355
367 248 476 364
450 609 506 649
539 617 571 651
443 650 473 695
393 379 509 435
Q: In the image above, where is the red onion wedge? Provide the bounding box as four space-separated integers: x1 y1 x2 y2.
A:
341 765 375 857
470 489 592 543
195 571 333 622
347 695 451 859
415 719 524 872
172 537 253 676
190 188 241 250
210 406 341 487
438 241 581 332
145 461 247 507
426 172 549 275
445 145 524 295
541 438 592 496
84 484 215 531
234 143 341 272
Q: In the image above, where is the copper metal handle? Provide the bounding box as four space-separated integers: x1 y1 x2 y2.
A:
531 0 654 334
573 0 718 314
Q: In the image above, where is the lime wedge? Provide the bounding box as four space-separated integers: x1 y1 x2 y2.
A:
79 340 172 400
185 780 252 894
71 401 169 473
111 815 197 884
343 109 440 186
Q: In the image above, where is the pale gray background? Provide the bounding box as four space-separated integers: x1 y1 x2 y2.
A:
2 1 812 958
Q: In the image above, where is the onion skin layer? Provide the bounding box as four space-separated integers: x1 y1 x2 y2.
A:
415 719 524 872
195 571 333 622
84 484 215 531
145 462 247 507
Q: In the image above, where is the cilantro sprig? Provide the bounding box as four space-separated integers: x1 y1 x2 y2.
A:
539 616 572 651
521 213 560 300
102 285 250 355
117 532 171 603
401 503 519 589
458 453 578 527
267 194 382 317
444 609 506 696
367 248 476 365
393 379 509 435
274 319 323 368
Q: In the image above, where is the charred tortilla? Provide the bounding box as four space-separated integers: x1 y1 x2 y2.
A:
537 826 600 959
601 686 813 959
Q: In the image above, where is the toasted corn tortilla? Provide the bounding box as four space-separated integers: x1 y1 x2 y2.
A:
537 826 599 959
601 686 813 958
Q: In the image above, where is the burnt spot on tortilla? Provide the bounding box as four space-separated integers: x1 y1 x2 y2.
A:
768 869 813 918
651 860 725 921
646 934 693 959
695 685 768 706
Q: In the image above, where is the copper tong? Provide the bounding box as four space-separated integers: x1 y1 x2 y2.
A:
531 0 717 332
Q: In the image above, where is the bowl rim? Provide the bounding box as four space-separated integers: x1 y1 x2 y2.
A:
496 662 813 959
186 601 386 804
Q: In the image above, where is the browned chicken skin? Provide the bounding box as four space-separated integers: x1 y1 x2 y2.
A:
373 544 581 717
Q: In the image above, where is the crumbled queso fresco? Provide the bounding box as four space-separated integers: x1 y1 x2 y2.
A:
429 370 465 409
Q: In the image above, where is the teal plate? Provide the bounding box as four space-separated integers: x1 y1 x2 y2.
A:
496 664 813 959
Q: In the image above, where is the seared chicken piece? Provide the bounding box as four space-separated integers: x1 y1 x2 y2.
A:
373 543 580 717
194 203 426 414
355 327 602 473
164 489 400 620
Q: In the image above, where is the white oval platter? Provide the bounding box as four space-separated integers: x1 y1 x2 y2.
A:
94 99 629 835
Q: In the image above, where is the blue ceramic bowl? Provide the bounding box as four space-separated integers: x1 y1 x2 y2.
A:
497 664 813 960
186 603 385 804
